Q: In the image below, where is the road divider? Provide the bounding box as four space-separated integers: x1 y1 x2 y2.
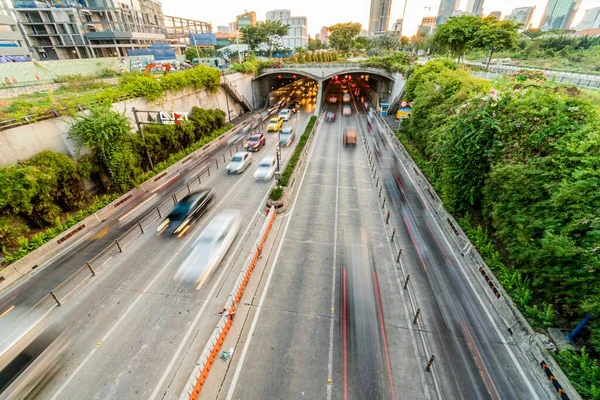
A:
180 205 277 400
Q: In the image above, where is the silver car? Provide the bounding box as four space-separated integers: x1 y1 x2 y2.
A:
227 152 252 174
254 156 277 181
174 209 241 289
279 126 295 147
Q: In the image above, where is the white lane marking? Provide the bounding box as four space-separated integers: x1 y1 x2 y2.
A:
49 166 249 399
118 194 158 221
384 124 540 399
50 348 98 400
151 172 181 193
149 112 311 400
226 114 323 400
326 102 341 400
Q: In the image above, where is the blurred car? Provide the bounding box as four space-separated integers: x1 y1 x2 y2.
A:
293 101 302 111
174 209 241 289
329 95 338 103
227 152 252 174
279 109 291 121
245 133 265 152
254 156 277 181
364 102 370 111
343 105 352 116
287 103 298 114
343 127 357 146
343 93 351 102
267 118 283 132
157 189 214 236
279 126 295 147
326 111 336 122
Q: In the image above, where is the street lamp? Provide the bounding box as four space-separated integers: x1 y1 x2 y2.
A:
276 131 281 173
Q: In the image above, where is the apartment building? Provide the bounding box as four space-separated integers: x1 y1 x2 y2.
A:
266 9 307 49
11 0 166 60
164 15 211 53
0 0 29 60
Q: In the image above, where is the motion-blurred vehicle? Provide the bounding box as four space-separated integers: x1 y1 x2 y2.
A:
326 111 336 122
364 102 370 111
254 156 277 181
328 95 338 103
343 127 357 146
245 133 266 152
342 93 351 103
174 209 241 290
279 109 291 121
287 103 298 114
267 118 283 132
157 189 214 236
279 126 295 147
227 152 252 174
343 105 352 116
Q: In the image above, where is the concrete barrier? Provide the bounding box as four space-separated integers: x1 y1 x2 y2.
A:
180 205 277 400
374 113 582 400
0 111 271 294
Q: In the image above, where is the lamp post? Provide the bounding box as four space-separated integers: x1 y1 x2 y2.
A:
276 131 281 173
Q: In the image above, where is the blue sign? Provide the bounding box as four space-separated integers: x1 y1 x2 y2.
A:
190 32 217 47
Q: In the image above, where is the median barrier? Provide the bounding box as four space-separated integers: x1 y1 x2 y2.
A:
374 113 582 400
180 205 277 400
0 110 272 293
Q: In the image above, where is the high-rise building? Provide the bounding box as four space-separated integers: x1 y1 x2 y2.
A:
236 11 256 29
164 16 212 53
368 0 392 37
417 16 437 35
217 25 230 33
11 0 166 60
508 6 536 29
575 7 600 30
437 0 460 26
539 0 582 31
228 22 238 32
466 0 485 16
266 9 307 49
391 18 402 35
0 0 30 60
320 26 328 44
489 11 502 19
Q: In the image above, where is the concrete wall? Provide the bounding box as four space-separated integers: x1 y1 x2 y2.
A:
0 72 254 165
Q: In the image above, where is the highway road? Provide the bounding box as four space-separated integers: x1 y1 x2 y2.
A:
0 83 314 398
204 80 555 400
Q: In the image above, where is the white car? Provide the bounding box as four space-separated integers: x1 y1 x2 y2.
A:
254 156 277 181
343 105 352 116
173 209 241 289
226 152 252 174
342 93 351 103
279 109 291 121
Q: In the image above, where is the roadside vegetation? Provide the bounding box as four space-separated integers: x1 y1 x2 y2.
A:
0 65 221 123
0 106 229 265
398 58 600 397
269 116 317 201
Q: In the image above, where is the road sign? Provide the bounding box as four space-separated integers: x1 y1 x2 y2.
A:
396 107 412 120
400 101 407 107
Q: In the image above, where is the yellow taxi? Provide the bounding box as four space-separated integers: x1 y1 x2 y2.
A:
267 117 283 132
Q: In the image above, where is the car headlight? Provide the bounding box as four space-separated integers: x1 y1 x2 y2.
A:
157 219 170 232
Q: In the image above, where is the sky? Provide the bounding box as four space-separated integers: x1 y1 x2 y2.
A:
162 0 600 38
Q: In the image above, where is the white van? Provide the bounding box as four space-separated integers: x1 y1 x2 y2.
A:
279 109 291 121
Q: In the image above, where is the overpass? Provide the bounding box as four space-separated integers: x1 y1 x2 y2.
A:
254 63 405 112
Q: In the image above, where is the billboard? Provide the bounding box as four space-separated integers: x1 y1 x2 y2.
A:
190 33 217 47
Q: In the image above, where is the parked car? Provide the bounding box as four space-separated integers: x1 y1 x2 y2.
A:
279 109 291 121
267 118 283 132
343 127 357 146
326 111 336 122
245 133 266 152
279 126 295 147
157 189 214 236
227 152 252 174
343 105 352 116
254 156 277 181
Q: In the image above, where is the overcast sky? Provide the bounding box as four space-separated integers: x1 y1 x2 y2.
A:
162 0 600 38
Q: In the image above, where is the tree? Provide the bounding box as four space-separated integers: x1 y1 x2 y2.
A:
471 17 519 69
409 30 429 52
240 21 290 56
184 47 215 62
308 38 323 51
372 32 401 50
239 24 267 51
434 15 484 61
328 22 362 52
400 36 410 48
353 35 371 50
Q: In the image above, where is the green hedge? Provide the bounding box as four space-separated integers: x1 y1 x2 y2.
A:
269 116 317 201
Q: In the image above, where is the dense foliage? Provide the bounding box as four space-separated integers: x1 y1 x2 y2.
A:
239 20 290 56
361 52 413 73
327 22 362 52
1 106 229 264
401 59 600 395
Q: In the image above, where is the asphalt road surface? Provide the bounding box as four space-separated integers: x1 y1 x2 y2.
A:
0 88 314 398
